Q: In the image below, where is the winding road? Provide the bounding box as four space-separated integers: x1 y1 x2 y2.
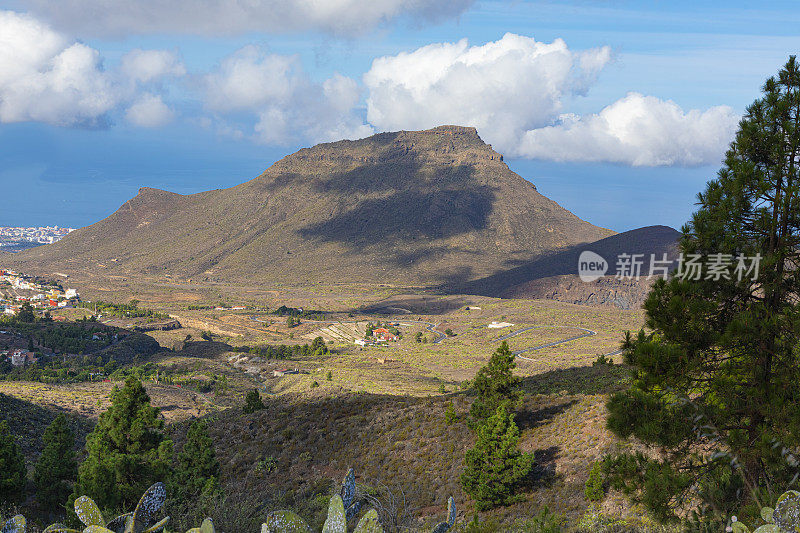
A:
496 325 622 361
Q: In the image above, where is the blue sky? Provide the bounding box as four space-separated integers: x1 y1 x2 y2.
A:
1 0 799 232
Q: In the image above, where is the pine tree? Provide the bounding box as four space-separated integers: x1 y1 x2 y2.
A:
17 301 35 323
0 421 26 504
243 389 265 413
169 421 220 503
460 404 534 510
605 57 800 522
72 377 173 512
311 336 327 355
469 341 521 424
34 414 77 511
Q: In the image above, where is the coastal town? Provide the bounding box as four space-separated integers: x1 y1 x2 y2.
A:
0 226 74 249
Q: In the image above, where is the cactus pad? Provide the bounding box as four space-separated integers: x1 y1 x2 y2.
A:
341 469 356 508
105 513 132 533
0 515 26 533
352 510 383 533
752 525 780 532
446 497 456 526
142 517 170 533
774 490 800 532
131 483 167 533
262 511 313 533
75 497 105 527
322 495 346 533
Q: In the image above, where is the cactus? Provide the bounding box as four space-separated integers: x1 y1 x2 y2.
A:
54 483 169 533
728 490 800 532
339 469 362 521
0 515 26 533
261 511 313 533
430 497 456 533
186 518 216 533
263 470 384 533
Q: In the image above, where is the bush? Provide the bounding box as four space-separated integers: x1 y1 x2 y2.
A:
444 402 457 425
243 389 265 413
584 461 606 502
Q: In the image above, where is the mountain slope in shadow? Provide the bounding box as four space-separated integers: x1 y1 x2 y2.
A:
446 225 682 309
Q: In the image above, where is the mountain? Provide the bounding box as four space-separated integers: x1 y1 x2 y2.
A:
8 126 615 286
449 225 682 309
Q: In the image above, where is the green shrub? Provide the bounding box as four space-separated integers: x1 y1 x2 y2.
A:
243 389 265 413
584 461 606 502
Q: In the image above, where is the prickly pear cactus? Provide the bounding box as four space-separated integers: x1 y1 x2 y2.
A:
186 518 216 533
75 496 106 527
41 524 81 533
351 510 382 533
773 490 800 532
729 490 800 532
0 515 26 533
65 483 168 533
340 469 361 521
129 482 168 533
105 514 131 533
322 495 347 533
264 468 388 533
430 497 456 533
261 511 313 533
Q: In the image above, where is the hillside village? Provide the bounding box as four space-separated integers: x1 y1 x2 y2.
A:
0 268 81 316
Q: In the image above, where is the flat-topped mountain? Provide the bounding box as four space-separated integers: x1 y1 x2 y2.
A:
8 126 614 286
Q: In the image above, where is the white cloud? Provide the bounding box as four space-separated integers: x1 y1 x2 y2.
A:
0 13 739 165
205 46 373 145
0 10 117 126
125 94 174 128
0 10 184 128
364 33 738 166
120 49 185 84
364 33 613 152
204 46 304 113
517 93 739 166
17 0 474 38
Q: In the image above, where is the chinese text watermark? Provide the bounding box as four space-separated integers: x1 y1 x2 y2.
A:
577 252 762 282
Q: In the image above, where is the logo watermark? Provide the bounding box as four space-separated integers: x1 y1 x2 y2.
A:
577 252 762 282
578 250 608 282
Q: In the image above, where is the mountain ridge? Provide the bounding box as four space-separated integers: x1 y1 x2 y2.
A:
8 126 615 287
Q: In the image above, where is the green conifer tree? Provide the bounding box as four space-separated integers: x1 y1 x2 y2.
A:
34 414 77 511
605 57 800 522
460 404 534 510
169 421 220 502
243 389 265 413
17 301 35 323
0 421 26 504
71 377 173 512
469 341 521 424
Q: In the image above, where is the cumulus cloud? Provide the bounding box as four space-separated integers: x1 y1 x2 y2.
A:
517 93 739 166
205 46 373 144
0 9 183 128
0 10 117 126
125 94 174 128
17 0 474 38
364 33 738 166
120 49 185 84
364 33 612 152
0 13 738 165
